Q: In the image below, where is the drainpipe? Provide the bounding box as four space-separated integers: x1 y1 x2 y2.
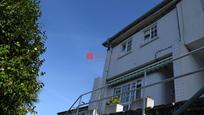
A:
106 46 113 79
176 0 186 45
176 5 182 42
180 2 186 45
100 46 113 114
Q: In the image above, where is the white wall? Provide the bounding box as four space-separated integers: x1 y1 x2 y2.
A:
172 0 204 102
88 77 105 112
99 6 180 112
144 67 174 106
91 0 204 112
145 72 169 106
177 0 204 46
173 42 204 102
106 9 180 78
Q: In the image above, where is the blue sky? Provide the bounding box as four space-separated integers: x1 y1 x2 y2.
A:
36 0 161 114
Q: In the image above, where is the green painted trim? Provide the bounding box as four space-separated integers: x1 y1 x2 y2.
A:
107 56 173 86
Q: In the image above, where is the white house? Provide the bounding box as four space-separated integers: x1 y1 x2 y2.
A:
88 0 204 114
59 0 204 115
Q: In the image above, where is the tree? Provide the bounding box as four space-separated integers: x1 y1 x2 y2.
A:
0 0 46 114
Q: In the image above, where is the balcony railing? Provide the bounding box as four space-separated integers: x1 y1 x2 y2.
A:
67 46 204 115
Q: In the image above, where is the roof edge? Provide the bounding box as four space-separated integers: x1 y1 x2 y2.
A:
102 0 177 48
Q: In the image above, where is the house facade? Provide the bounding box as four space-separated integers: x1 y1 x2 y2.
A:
89 0 204 114
59 0 204 115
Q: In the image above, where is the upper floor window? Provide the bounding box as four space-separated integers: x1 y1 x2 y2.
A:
121 39 132 56
127 40 132 52
143 24 158 44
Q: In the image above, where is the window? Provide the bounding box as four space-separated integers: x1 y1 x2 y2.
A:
121 43 127 52
123 104 129 111
130 83 136 102
127 40 132 52
151 25 157 38
136 80 142 99
143 24 158 44
112 80 142 111
121 39 132 55
121 84 130 103
113 87 121 99
144 29 150 41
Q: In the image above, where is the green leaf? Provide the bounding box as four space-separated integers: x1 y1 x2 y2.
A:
0 0 46 114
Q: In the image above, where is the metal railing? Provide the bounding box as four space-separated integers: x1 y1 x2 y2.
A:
68 46 204 115
173 85 204 115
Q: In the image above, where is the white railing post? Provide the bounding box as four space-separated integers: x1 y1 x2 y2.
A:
142 71 147 115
